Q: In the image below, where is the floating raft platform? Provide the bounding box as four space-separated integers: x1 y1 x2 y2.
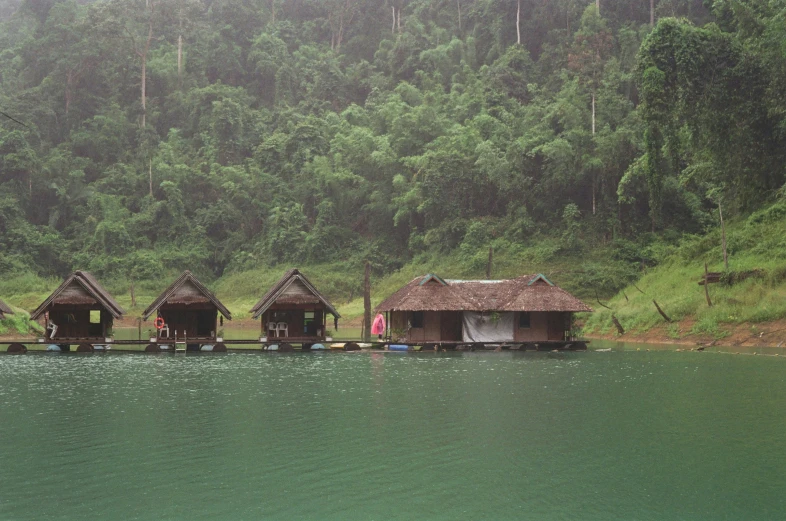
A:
0 338 588 354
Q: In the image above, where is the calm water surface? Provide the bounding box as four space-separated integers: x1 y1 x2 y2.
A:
1 350 784 520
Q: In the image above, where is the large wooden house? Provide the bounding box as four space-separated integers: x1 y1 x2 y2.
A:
250 268 340 343
0 299 13 320
143 271 231 346
30 271 125 349
376 274 591 345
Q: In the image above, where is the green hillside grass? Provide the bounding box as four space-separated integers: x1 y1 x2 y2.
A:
583 202 786 340
0 237 636 326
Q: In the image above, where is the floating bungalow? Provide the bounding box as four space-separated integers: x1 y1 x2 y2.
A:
0 299 13 320
250 268 340 344
376 274 591 347
30 271 125 350
143 271 231 349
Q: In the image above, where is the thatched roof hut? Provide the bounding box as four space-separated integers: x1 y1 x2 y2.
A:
250 268 340 341
377 274 591 344
143 271 230 342
376 274 591 313
30 271 124 341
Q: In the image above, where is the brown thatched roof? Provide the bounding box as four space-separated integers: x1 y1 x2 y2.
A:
0 299 13 317
250 268 340 319
143 271 231 320
30 271 125 320
376 274 592 313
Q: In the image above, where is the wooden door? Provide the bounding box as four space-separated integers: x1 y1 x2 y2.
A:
547 313 566 341
440 312 462 341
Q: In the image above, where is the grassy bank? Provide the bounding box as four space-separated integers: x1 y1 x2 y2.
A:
583 202 786 344
0 238 636 326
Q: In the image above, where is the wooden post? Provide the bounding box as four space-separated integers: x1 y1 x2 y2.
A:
486 246 493 279
719 202 728 272
363 261 371 342
611 314 625 335
137 317 142 341
653 300 672 322
704 262 713 307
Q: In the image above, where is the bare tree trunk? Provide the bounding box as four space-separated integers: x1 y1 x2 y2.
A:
65 70 72 116
650 0 655 26
177 34 183 87
596 0 599 14
592 91 596 215
363 261 371 342
397 6 401 32
457 0 461 32
270 0 276 23
149 158 153 197
392 5 396 33
591 91 596 135
516 0 521 45
719 202 728 271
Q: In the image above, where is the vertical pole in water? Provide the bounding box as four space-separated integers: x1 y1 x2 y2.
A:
704 262 713 307
363 261 371 342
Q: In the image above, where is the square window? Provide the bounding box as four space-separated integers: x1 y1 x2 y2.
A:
410 311 424 329
90 310 101 324
519 312 531 329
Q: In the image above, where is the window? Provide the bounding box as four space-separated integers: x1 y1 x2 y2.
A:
519 312 531 329
410 311 424 329
90 310 101 324
304 311 315 334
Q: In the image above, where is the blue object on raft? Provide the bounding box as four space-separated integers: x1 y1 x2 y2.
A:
267 344 279 351
200 345 214 352
46 344 61 352
311 343 326 350
389 344 409 351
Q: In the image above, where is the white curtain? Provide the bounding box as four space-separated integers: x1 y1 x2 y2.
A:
462 312 514 342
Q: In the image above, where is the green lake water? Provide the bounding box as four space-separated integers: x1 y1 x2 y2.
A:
1 349 785 520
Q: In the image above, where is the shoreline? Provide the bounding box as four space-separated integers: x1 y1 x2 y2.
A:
583 316 786 350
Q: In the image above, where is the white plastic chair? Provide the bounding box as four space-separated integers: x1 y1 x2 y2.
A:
267 322 277 337
160 323 170 338
277 322 288 337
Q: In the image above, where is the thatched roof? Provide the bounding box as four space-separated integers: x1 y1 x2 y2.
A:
376 274 592 313
250 268 340 319
143 270 232 320
0 299 13 317
30 271 125 320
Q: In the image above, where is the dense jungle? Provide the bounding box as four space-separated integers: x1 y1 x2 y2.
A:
2 0 786 339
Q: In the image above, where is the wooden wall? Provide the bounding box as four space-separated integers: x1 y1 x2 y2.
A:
514 312 548 342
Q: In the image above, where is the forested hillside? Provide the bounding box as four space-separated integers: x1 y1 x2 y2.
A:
1 0 784 303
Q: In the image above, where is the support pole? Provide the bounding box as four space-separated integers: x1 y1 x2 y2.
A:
704 262 713 307
363 261 371 342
